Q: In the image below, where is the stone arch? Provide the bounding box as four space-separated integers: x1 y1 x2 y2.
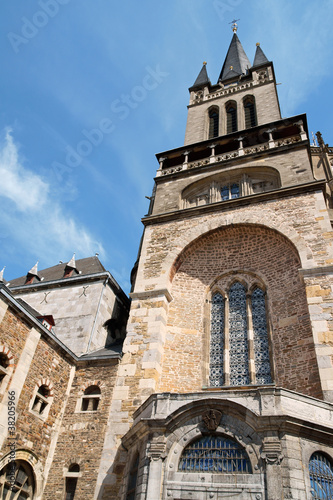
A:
167 220 312 286
0 449 43 500
162 398 265 499
161 223 322 398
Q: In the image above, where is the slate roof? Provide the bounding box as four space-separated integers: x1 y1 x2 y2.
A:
253 44 269 67
191 63 211 89
79 343 123 360
9 256 106 287
218 33 251 82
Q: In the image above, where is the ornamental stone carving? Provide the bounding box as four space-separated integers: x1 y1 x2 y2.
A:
202 409 222 431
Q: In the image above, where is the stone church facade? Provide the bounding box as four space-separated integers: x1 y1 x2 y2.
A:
1 26 333 499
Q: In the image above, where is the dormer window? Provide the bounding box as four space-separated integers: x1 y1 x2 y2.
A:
226 101 237 133
208 107 219 139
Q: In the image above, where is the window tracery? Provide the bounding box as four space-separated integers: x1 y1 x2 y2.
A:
0 460 35 499
209 280 272 387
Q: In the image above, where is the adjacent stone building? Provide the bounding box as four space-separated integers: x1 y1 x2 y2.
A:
1 25 333 499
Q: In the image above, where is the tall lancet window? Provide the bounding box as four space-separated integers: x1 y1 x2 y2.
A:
208 108 219 138
209 293 225 386
229 282 249 386
244 96 257 128
251 288 272 384
209 281 272 387
226 102 237 133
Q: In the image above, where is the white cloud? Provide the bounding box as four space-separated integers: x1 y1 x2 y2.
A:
0 129 49 211
0 129 105 264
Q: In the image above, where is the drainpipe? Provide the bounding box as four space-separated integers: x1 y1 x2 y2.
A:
86 277 107 353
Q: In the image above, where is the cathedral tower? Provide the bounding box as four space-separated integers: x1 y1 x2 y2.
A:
101 26 333 500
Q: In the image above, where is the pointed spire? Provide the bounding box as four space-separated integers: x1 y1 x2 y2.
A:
253 43 269 67
218 32 251 83
191 62 211 89
28 261 39 276
0 266 5 282
67 253 76 269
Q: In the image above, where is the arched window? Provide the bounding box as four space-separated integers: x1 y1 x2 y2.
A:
178 435 251 473
309 452 333 499
209 282 272 387
0 353 9 385
252 288 272 384
226 102 237 134
126 454 139 500
32 384 50 415
208 108 219 139
244 96 257 128
65 464 80 500
229 282 250 386
81 385 101 412
0 460 35 499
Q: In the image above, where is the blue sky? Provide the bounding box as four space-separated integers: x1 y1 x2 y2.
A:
0 0 333 293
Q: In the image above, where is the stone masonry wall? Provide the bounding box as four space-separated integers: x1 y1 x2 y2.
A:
15 281 107 356
43 362 118 500
152 147 313 216
159 224 322 397
184 79 280 145
0 304 73 495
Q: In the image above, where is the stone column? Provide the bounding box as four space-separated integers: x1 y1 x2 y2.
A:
209 144 216 163
261 437 283 500
146 435 166 500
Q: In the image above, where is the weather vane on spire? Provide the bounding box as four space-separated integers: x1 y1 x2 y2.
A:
229 19 240 33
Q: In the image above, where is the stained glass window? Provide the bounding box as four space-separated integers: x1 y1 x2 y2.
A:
178 435 251 473
309 453 333 499
229 282 250 386
252 288 272 384
209 281 272 388
209 293 225 387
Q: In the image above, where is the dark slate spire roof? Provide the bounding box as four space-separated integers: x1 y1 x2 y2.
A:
191 62 211 89
253 43 269 67
218 33 251 83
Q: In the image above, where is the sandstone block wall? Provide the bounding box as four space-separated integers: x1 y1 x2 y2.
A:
184 79 280 145
0 302 74 498
43 362 118 500
152 147 314 216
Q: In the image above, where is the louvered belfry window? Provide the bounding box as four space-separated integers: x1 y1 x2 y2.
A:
226 103 237 133
244 97 257 128
209 108 219 138
209 282 272 387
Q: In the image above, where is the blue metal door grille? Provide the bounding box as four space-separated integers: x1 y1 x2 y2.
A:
309 453 333 499
178 435 251 473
